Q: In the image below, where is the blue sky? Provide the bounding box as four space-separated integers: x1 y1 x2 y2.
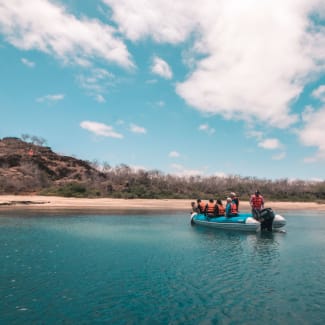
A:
0 0 325 180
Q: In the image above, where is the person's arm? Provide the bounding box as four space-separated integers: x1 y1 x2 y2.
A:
198 203 203 213
261 196 264 209
214 204 219 217
225 203 230 217
204 204 209 215
191 204 197 213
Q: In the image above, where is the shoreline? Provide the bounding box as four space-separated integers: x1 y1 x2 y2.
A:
1 195 325 213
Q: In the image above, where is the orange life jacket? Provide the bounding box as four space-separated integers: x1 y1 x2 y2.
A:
198 202 206 213
206 202 216 215
230 202 238 214
218 204 225 216
251 195 263 209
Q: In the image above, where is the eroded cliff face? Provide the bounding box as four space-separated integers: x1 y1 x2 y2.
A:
0 137 106 193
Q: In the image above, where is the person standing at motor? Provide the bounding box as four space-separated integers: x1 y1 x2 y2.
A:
250 190 264 220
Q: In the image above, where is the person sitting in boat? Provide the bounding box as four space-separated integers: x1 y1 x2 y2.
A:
230 192 239 211
250 190 264 220
205 199 217 217
197 199 206 214
225 197 238 217
216 199 225 216
190 201 199 214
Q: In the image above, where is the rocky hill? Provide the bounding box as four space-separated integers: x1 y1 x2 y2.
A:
1 137 324 201
0 137 106 195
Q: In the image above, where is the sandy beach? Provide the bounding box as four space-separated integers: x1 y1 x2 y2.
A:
1 195 325 213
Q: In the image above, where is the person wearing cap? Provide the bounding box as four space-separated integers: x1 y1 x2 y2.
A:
230 192 239 211
225 197 238 217
250 190 264 219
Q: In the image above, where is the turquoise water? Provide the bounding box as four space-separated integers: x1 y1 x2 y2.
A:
1 212 325 324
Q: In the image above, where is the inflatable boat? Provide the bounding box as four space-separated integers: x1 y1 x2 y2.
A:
190 208 286 232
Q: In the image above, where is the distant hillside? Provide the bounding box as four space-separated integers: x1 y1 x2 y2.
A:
0 137 106 196
0 136 324 201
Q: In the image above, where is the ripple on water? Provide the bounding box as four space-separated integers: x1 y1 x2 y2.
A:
1 213 325 324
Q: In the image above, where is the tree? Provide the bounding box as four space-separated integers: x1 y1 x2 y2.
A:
21 134 47 146
30 136 46 146
21 134 30 141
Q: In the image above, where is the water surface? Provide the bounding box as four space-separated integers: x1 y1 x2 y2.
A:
1 212 325 324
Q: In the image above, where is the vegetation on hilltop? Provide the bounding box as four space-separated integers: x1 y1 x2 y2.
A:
0 136 324 202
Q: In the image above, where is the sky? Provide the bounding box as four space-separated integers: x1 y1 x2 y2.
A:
0 0 325 180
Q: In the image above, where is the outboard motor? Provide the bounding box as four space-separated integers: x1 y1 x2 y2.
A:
259 208 275 231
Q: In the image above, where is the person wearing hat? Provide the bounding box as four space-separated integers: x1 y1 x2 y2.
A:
230 192 239 211
250 190 264 219
225 197 238 217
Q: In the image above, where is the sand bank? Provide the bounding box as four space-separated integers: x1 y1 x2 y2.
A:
0 195 325 213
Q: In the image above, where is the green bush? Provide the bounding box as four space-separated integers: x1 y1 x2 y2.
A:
40 183 89 197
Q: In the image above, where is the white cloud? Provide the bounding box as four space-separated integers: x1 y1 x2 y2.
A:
77 68 114 102
299 106 325 162
312 85 325 102
0 0 134 68
129 165 147 172
198 124 208 131
248 130 286 156
21 57 35 67
214 171 228 178
308 177 324 182
246 130 264 141
151 56 173 79
170 163 183 170
156 100 165 107
95 94 106 103
129 123 147 134
36 93 64 103
103 0 195 43
198 124 215 135
80 120 123 138
146 79 158 84
169 151 180 158
272 152 286 160
301 105 315 122
104 0 325 128
170 163 202 177
258 138 282 150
